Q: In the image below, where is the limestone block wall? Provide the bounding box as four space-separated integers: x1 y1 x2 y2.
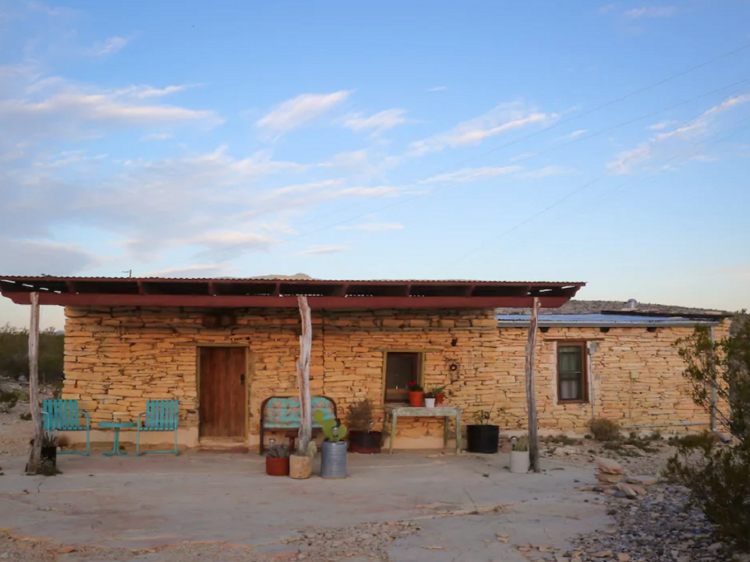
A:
61 306 503 447
61 305 727 447
495 322 730 434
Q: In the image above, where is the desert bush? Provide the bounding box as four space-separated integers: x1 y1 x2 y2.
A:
19 411 32 421
0 324 64 382
345 398 375 432
0 390 20 413
588 417 621 442
666 314 750 551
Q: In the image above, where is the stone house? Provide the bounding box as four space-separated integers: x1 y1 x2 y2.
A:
0 276 727 449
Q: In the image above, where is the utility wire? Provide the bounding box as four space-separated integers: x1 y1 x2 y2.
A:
251 77 750 251
444 114 750 271
292 41 750 229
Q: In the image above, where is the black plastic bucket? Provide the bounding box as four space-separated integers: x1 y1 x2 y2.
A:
466 425 499 454
349 430 382 454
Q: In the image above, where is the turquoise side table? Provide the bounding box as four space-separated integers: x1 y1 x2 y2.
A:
99 422 137 457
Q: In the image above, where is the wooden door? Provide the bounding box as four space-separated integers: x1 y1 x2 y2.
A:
199 347 247 438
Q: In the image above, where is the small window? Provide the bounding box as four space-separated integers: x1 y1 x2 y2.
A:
557 343 587 402
384 352 422 403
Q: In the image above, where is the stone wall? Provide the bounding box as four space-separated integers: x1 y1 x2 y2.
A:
62 306 502 448
61 306 727 447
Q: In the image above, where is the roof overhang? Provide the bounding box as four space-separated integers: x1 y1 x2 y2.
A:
0 277 585 309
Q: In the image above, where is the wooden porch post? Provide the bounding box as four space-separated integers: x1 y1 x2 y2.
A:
295 296 312 455
525 297 541 473
26 292 43 474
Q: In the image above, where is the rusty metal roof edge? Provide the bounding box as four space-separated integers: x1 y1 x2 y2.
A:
0 276 586 286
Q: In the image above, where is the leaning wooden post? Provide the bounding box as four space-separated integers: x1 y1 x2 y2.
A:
295 296 313 456
525 297 541 473
26 292 43 474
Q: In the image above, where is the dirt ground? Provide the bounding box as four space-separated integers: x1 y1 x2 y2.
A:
0 404 727 562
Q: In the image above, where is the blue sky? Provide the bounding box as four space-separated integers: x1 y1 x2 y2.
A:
1 0 750 329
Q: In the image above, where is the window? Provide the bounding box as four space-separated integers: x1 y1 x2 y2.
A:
384 352 422 403
557 343 587 402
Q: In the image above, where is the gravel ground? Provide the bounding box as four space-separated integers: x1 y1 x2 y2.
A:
0 521 420 562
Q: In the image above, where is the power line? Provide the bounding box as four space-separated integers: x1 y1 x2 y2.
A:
259 77 750 249
292 41 750 230
444 114 750 271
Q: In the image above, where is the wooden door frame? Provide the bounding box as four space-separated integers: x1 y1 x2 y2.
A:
196 344 251 440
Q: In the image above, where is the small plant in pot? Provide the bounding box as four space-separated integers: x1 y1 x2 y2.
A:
407 381 424 407
510 435 530 474
265 442 290 476
346 398 382 454
423 390 436 408
314 410 348 478
466 407 500 454
290 441 317 479
431 385 447 406
28 431 60 476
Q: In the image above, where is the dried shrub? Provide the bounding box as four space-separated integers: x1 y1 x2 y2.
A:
0 390 20 413
345 398 375 432
588 417 621 442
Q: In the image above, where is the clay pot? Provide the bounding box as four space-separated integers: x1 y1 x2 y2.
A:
408 391 424 407
289 455 313 479
266 456 290 476
435 393 446 406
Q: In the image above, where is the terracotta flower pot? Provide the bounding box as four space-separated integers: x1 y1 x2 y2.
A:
289 455 313 479
435 393 445 406
409 391 424 407
266 456 290 476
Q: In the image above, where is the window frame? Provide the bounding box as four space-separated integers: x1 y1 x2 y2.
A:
382 350 425 404
556 341 588 404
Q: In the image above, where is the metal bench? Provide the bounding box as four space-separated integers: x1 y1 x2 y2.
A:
259 396 337 454
42 399 91 456
136 399 179 456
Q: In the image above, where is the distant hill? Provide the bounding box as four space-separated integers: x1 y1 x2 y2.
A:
497 299 730 316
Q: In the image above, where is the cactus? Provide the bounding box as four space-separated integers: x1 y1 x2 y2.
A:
305 441 317 458
267 444 289 458
513 435 529 452
314 410 348 442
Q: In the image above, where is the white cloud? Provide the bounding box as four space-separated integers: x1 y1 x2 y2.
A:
421 166 522 184
132 84 196 98
517 166 576 179
299 245 350 256
0 237 98 274
647 120 677 130
409 101 556 156
607 92 750 174
89 36 131 57
427 86 447 92
35 151 107 168
256 90 353 137
145 263 238 278
337 223 404 232
554 129 587 141
340 109 407 136
141 132 174 141
599 4 619 14
624 6 677 19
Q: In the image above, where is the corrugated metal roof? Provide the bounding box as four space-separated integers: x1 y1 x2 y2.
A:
496 313 722 328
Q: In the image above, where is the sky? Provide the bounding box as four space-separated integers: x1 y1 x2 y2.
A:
1 0 750 330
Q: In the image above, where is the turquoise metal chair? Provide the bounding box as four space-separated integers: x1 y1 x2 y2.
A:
42 399 90 456
136 400 179 456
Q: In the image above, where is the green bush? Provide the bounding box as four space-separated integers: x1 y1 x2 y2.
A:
588 418 621 442
667 314 750 551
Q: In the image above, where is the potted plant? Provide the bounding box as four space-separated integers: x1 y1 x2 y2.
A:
346 398 382 454
265 442 290 476
510 435 530 474
407 381 424 407
423 390 436 408
466 408 500 454
432 385 447 406
314 410 348 478
290 441 317 479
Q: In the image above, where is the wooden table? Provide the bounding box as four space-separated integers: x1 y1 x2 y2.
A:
384 404 461 454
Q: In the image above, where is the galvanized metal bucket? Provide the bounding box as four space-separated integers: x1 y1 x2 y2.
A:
321 440 347 478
